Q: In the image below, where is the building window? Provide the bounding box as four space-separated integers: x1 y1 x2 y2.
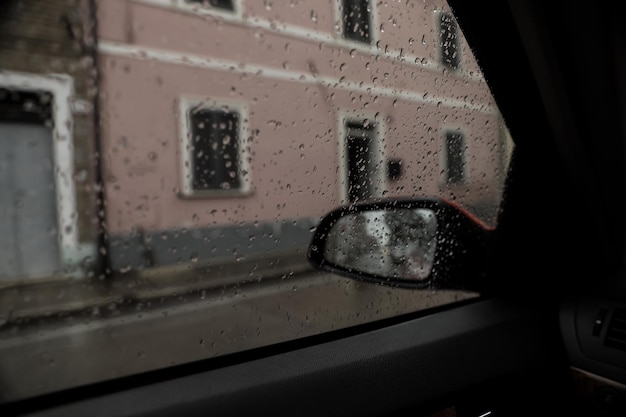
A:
185 0 234 12
0 88 52 124
341 0 371 44
438 12 460 70
444 130 466 184
190 107 239 191
180 100 249 197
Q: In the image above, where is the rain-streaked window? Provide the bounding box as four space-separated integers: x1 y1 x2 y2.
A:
0 0 514 404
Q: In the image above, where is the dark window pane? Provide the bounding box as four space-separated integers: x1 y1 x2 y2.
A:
185 0 234 11
342 0 371 44
346 120 375 203
0 89 52 124
445 131 465 184
189 108 240 191
439 12 460 70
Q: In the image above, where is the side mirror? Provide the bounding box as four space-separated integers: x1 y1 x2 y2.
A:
307 197 494 290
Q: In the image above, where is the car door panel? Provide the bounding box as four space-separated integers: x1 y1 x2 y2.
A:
8 298 567 417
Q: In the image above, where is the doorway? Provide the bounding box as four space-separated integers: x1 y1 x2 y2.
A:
345 119 380 203
0 90 59 280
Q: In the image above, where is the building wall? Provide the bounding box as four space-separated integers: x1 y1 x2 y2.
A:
0 0 100 280
94 0 510 271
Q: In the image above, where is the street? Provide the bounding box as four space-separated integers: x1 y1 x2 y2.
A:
0 268 477 402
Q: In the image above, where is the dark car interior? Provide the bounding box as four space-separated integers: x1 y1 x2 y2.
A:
3 0 626 416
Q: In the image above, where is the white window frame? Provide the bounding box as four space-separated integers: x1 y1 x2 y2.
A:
0 70 90 273
178 96 251 198
337 110 386 204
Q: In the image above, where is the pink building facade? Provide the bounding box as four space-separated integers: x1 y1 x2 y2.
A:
95 0 512 272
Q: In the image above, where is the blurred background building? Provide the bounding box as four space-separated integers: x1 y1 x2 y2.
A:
0 0 101 283
0 0 513 283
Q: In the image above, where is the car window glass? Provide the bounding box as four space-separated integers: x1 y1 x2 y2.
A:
0 0 513 403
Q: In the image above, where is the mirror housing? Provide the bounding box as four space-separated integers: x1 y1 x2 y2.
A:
307 197 494 290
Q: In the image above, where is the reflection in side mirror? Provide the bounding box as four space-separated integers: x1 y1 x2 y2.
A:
324 209 437 282
308 197 494 290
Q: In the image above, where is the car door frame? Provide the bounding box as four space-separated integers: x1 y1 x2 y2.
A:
5 0 621 416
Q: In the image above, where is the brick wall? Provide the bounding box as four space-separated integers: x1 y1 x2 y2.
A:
0 0 100 248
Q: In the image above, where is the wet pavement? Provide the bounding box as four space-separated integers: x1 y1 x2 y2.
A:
0 268 477 403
